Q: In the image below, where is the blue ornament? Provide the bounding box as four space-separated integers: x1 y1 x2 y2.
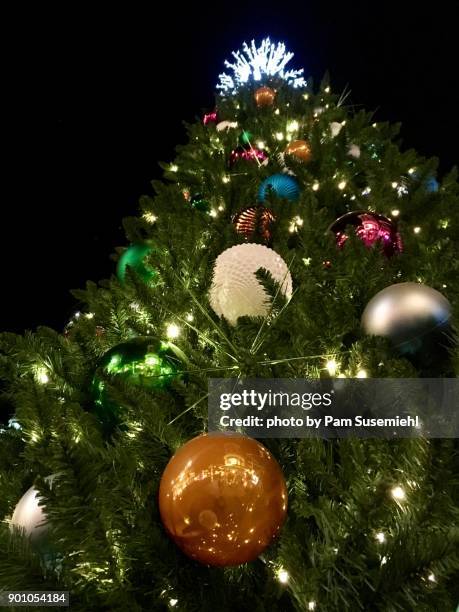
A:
425 176 439 193
258 174 300 202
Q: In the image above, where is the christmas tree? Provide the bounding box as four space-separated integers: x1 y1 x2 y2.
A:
1 38 458 611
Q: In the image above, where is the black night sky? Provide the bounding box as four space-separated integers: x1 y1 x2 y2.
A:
3 2 458 334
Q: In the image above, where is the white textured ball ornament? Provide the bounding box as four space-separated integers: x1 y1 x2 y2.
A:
10 486 48 541
216 120 238 132
348 143 361 158
209 244 293 325
330 121 343 137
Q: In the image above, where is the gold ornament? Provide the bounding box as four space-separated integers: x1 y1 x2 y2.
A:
285 139 312 163
254 86 276 108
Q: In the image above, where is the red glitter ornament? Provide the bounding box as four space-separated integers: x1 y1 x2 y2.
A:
203 111 218 125
229 146 268 168
232 205 276 242
330 211 403 257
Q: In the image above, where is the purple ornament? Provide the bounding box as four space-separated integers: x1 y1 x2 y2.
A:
330 211 402 257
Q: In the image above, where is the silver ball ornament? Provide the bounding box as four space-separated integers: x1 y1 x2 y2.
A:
362 282 452 354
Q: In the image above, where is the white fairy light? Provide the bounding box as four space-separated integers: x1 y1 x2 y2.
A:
391 209 400 217
169 599 178 607
35 367 49 385
303 93 309 100
257 141 266 149
427 573 436 583
408 167 416 175
286 120 299 132
275 132 284 141
222 175 231 183
338 180 347 190
166 324 181 339
414 226 421 234
391 181 398 189
217 38 307 93
170 164 178 173
186 313 194 322
325 86 330 93
375 532 385 543
85 312 94 319
142 211 157 224
356 369 367 378
326 359 338 376
209 209 218 218
362 187 371 195
312 182 320 191
381 556 388 566
372 122 377 128
308 602 316 611
274 108 280 115
276 568 289 584
391 485 406 501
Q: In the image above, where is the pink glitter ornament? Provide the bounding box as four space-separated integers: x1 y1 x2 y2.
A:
330 211 402 257
203 111 218 125
229 146 268 168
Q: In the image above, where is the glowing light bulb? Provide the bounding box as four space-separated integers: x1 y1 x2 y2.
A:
142 212 157 224
408 167 416 174
85 312 94 319
170 164 178 172
391 181 398 189
169 599 178 607
391 486 406 501
414 226 421 234
166 324 181 339
362 187 371 195
257 141 265 149
325 86 330 93
356 369 367 378
391 209 400 217
312 182 320 191
308 602 316 611
186 313 194 322
338 180 347 190
222 175 230 184
36 368 49 385
375 532 385 543
303 93 309 100
427 573 436 583
286 120 299 132
372 122 377 128
275 108 280 115
277 568 289 584
209 209 218 217
275 132 284 141
326 359 338 376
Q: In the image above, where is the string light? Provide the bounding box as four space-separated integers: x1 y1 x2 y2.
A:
375 532 385 543
275 108 280 115
170 164 178 172
312 182 320 191
414 226 421 234
362 187 371 195
427 573 436 583
275 132 284 141
391 209 400 217
35 367 49 385
142 211 157 224
257 141 266 149
286 120 299 132
276 568 289 584
169 599 178 607
222 175 231 183
338 180 347 190
303 93 309 100
325 86 330 93
372 122 377 128
166 324 181 339
85 312 94 319
209 209 218 218
308 602 316 611
186 313 194 322
356 369 367 378
325 359 338 376
408 167 416 174
391 485 406 501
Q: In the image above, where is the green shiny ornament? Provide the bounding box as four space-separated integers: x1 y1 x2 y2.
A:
239 130 253 148
117 243 157 284
91 337 186 432
190 194 210 212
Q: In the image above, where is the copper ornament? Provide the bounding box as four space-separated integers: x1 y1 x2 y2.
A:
232 206 276 243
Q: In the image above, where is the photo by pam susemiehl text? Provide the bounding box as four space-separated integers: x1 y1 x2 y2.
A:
208 378 459 438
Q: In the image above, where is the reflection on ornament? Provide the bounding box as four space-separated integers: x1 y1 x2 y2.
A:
285 139 312 163
254 86 276 107
91 337 185 431
362 282 452 355
330 211 403 258
11 486 48 542
258 174 300 202
229 147 268 167
159 433 288 566
117 244 157 285
232 206 276 242
203 111 218 125
209 243 292 325
330 122 343 137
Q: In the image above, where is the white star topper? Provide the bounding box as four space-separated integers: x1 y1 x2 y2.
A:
217 38 307 93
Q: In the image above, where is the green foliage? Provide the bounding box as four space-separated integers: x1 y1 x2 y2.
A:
0 75 458 610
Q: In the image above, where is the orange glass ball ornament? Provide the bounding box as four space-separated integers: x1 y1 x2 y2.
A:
285 139 312 163
158 433 288 566
254 86 276 107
